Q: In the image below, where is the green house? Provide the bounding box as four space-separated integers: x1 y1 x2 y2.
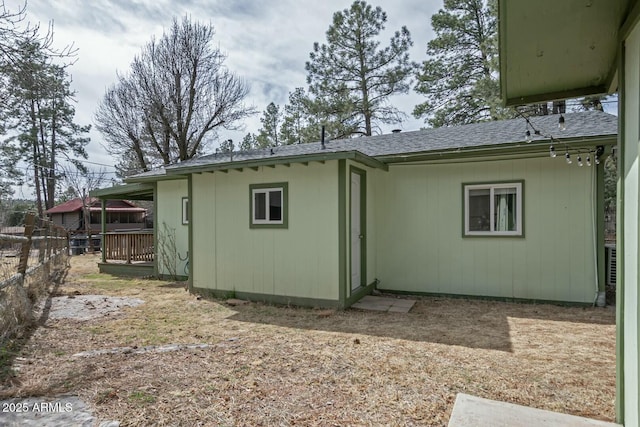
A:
498 0 638 424
93 111 616 309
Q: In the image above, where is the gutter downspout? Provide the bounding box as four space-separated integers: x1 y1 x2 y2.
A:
593 154 606 307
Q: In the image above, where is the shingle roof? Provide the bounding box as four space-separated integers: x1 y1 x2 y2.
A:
152 111 616 174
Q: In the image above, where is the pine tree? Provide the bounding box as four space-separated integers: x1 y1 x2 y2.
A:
255 102 282 148
414 0 513 127
305 1 413 137
4 41 89 216
239 133 257 151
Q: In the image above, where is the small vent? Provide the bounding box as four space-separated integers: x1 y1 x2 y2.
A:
606 245 616 286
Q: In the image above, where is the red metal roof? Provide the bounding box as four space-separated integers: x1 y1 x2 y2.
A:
46 198 144 214
88 207 146 212
45 197 87 214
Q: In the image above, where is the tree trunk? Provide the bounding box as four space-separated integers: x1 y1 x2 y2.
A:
30 99 44 219
47 101 57 210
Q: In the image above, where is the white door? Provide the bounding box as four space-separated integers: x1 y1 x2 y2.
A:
350 172 361 290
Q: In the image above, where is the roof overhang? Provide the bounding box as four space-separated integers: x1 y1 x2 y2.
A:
87 207 146 212
90 183 155 201
165 150 388 174
378 135 617 164
499 0 636 106
125 173 187 184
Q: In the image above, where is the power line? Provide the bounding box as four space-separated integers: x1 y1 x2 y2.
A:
14 165 118 174
76 159 117 168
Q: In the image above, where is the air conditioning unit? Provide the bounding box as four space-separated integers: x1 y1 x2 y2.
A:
606 244 616 286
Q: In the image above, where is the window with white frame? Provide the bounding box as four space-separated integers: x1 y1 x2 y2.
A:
250 183 288 228
464 182 523 236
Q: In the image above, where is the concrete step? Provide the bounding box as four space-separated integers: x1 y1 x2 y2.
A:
448 393 620 427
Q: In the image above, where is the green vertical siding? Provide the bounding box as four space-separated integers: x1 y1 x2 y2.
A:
622 20 640 426
156 180 189 277
191 162 340 302
375 156 599 303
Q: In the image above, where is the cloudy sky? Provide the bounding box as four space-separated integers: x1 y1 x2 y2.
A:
15 0 441 176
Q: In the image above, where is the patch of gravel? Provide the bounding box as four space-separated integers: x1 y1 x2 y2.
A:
0 395 118 427
47 295 144 321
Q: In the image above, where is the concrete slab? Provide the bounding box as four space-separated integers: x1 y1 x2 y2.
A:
448 393 621 427
0 395 119 426
351 295 415 313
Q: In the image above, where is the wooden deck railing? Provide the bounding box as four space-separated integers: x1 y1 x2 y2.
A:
103 231 154 263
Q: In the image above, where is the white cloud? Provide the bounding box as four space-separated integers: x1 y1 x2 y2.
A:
16 0 440 169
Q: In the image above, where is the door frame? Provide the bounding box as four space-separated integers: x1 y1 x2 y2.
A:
349 165 367 293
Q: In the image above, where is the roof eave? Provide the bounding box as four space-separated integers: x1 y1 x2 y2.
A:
498 0 628 106
124 173 188 184
378 135 617 164
504 86 609 108
90 183 155 200
165 150 388 174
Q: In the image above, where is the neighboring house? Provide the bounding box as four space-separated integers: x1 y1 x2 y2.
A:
92 111 616 308
498 2 637 425
46 198 148 232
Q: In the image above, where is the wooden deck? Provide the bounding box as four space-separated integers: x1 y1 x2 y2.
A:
103 231 153 263
99 231 155 277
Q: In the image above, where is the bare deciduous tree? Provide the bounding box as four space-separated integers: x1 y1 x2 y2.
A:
0 1 76 65
95 16 255 174
58 164 109 253
95 78 152 172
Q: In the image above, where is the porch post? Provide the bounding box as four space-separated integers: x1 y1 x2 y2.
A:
101 199 106 263
596 153 606 306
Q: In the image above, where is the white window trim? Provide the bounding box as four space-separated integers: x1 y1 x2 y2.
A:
252 187 284 225
182 197 189 225
464 182 523 236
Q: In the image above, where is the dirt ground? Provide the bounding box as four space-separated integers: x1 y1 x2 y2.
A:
0 254 616 426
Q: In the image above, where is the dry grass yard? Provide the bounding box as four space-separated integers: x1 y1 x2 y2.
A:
0 254 616 426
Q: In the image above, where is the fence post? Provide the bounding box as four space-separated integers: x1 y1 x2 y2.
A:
101 199 106 263
45 220 52 261
42 220 52 278
17 212 36 277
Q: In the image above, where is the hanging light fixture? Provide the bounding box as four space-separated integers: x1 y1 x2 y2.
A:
565 151 572 164
559 114 566 131
549 145 556 158
525 129 532 143
577 155 583 167
595 145 605 165
586 155 591 167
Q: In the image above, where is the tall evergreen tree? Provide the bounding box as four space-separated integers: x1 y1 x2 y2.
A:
239 133 257 151
414 0 513 127
255 102 282 148
4 41 89 217
280 88 311 145
305 1 413 138
0 1 77 201
279 87 333 144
